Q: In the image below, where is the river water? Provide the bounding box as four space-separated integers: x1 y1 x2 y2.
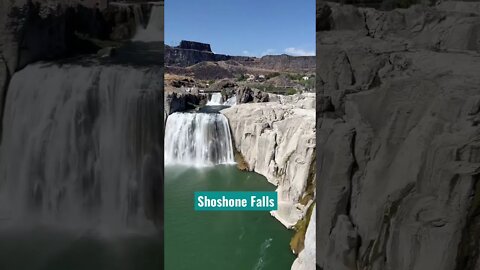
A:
0 229 161 270
165 165 295 270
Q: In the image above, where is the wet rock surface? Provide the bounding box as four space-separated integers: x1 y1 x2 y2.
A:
317 1 480 269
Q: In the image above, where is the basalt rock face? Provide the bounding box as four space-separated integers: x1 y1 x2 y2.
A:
178 40 212 52
233 54 316 73
164 91 207 115
245 55 316 73
165 44 231 67
236 87 270 104
317 2 480 270
221 96 316 228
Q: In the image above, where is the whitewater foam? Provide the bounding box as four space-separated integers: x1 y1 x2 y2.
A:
164 112 235 166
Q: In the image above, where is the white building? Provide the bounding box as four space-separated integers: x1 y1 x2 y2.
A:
246 74 255 82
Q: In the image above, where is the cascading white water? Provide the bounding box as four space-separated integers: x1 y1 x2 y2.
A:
132 4 145 27
133 5 164 42
224 95 237 106
164 113 235 166
110 2 146 28
207 93 223 105
0 63 163 232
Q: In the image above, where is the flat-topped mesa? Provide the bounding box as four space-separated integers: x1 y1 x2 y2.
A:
165 41 231 67
178 41 213 52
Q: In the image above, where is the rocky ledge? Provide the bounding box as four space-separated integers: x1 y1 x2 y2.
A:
317 1 480 270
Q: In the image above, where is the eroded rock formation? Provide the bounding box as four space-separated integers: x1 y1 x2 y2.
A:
222 95 316 228
236 87 270 104
317 1 480 269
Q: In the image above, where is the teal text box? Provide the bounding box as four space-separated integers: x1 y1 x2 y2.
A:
194 191 277 211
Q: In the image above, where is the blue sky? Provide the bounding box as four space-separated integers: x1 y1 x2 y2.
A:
165 0 315 57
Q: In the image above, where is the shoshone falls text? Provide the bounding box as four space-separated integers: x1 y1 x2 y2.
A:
194 191 278 211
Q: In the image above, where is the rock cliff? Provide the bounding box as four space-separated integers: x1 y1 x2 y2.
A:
317 1 480 269
164 91 208 115
221 95 316 228
241 54 316 73
292 205 317 270
178 40 212 52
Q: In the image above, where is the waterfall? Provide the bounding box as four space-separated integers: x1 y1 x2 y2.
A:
133 5 164 42
207 93 223 105
224 96 237 106
132 4 145 28
165 112 235 166
0 63 163 232
207 94 236 106
110 2 146 29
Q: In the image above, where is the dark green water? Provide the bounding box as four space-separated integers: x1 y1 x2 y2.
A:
0 228 162 270
165 165 295 270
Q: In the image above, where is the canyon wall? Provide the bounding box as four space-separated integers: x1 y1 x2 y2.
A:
317 1 480 269
238 55 316 73
164 91 208 115
222 95 316 228
165 40 316 72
